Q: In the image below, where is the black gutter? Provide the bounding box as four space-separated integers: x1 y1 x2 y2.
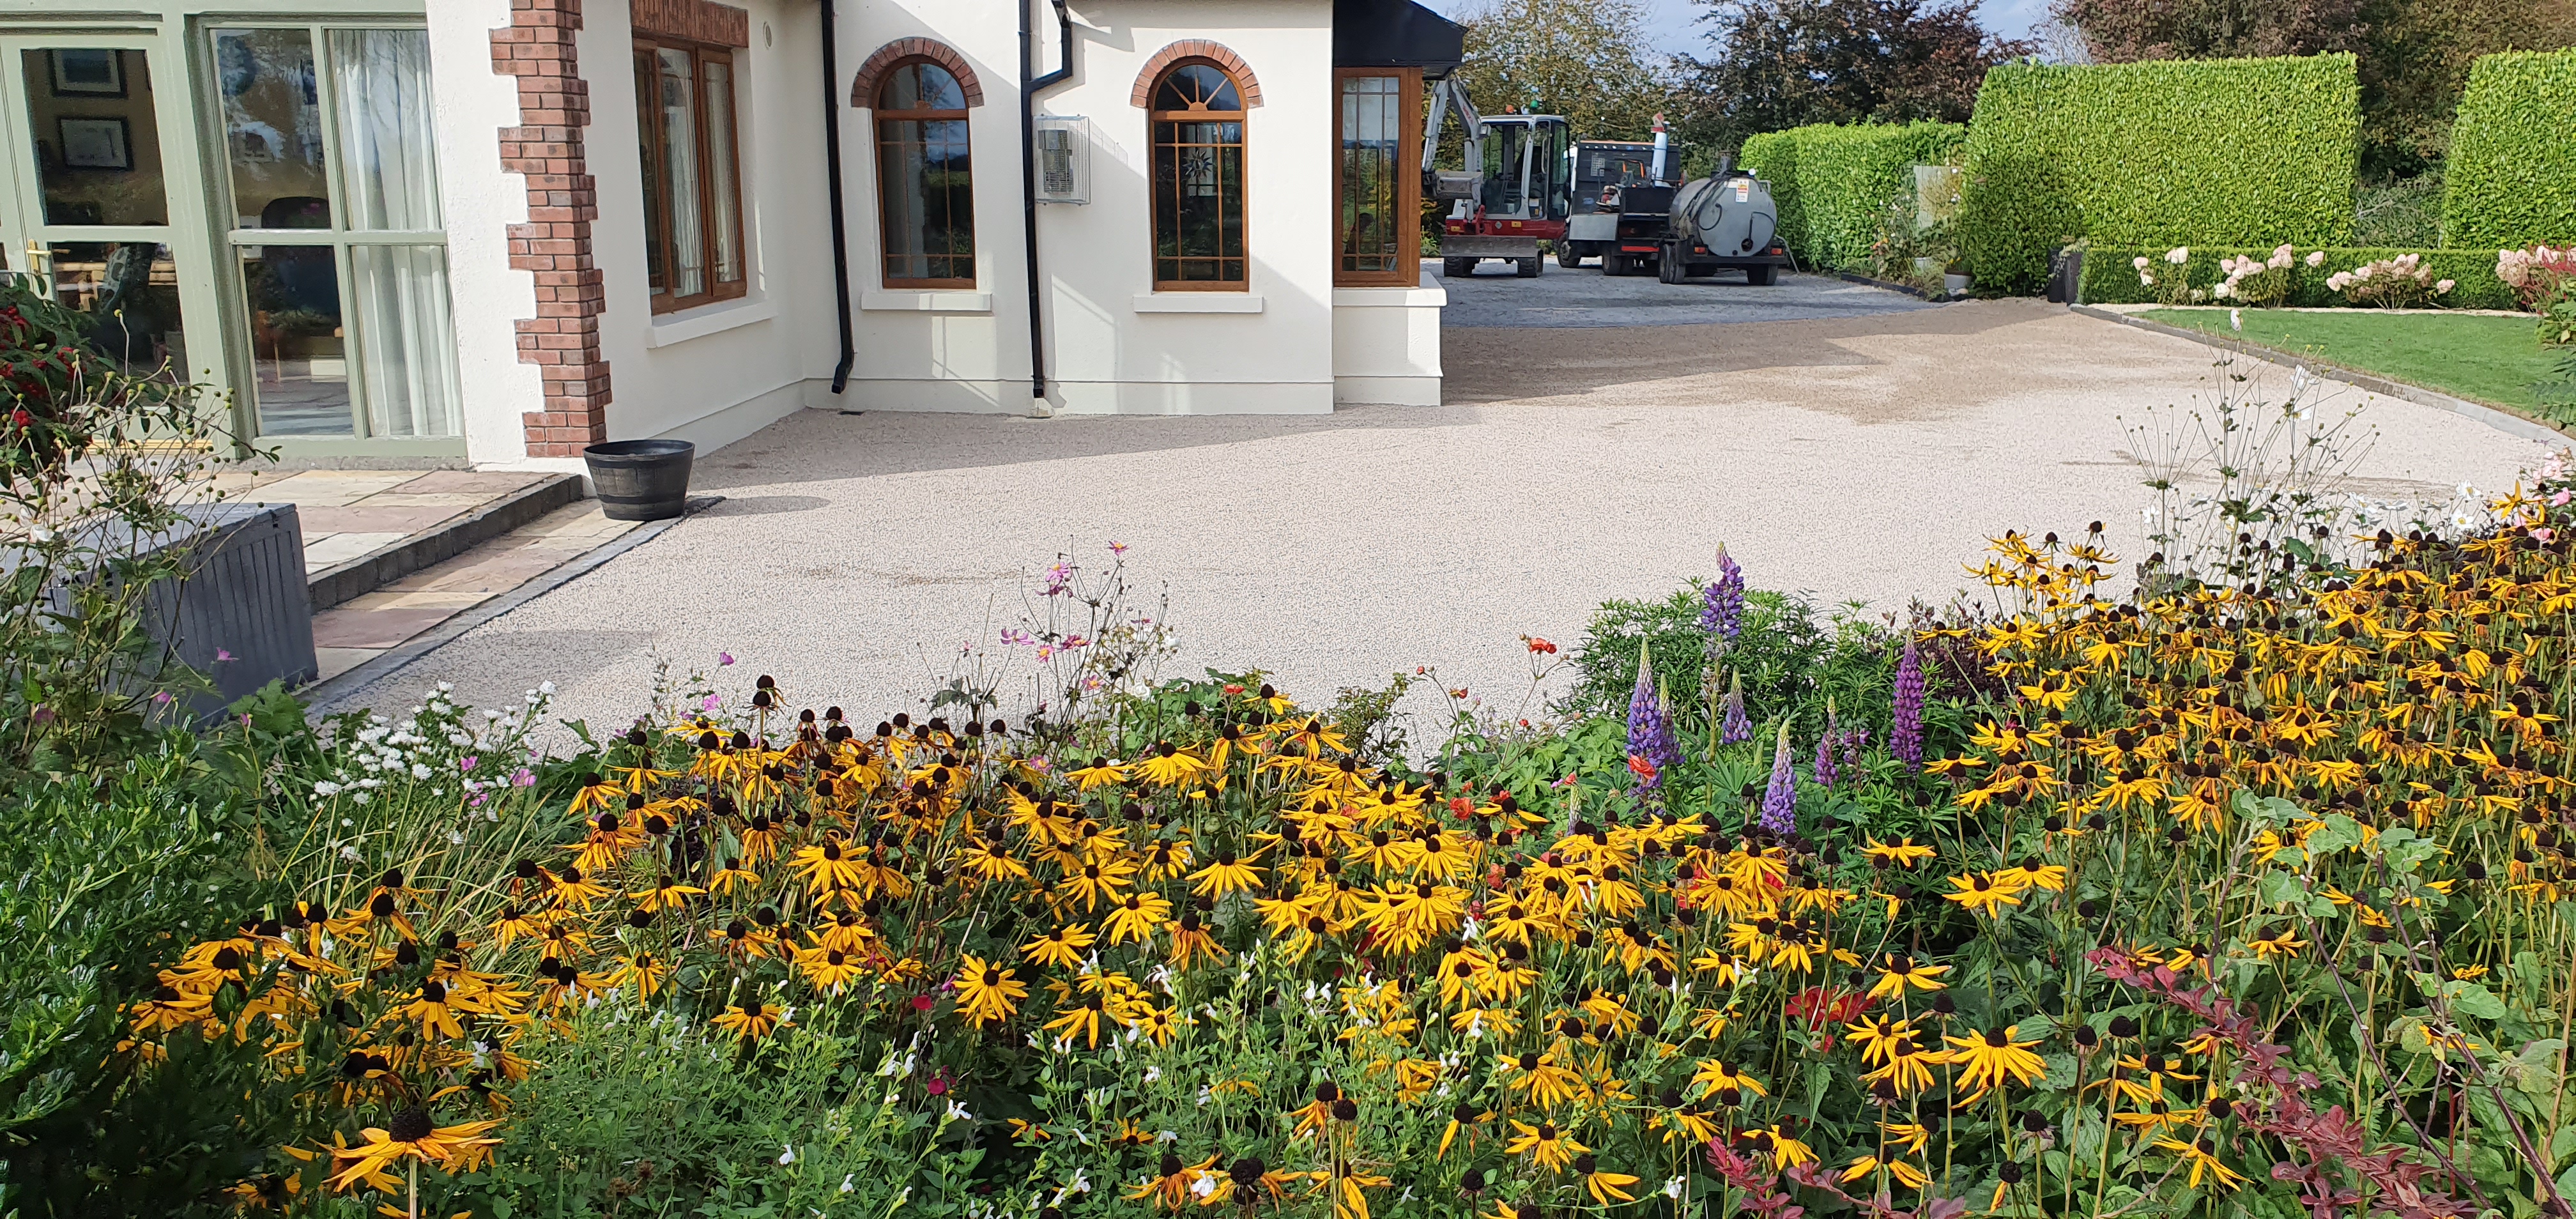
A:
821 0 857 393
1020 0 1072 401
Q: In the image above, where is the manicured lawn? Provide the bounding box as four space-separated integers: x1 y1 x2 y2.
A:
2143 308 2556 412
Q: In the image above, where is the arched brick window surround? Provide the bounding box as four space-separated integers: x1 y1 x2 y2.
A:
1130 41 1262 107
852 38 984 107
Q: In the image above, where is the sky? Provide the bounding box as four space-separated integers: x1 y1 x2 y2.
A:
1417 0 2056 59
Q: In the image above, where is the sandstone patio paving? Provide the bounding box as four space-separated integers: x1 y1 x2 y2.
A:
307 502 645 682
206 468 557 580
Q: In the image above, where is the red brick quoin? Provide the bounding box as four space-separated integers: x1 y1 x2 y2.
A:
491 0 609 458
1130 41 1263 108
851 38 986 108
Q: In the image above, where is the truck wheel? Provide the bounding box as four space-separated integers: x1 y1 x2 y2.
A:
1747 265 1778 286
1557 244 1585 269
1602 254 1627 277
1443 257 1476 279
1515 256 1542 279
1657 251 1681 284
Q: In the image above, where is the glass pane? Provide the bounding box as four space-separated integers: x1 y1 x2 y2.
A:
656 48 704 298
45 241 185 381
1152 64 1238 112
349 244 460 438
1338 76 1400 274
22 49 169 226
1152 120 1243 284
877 118 973 283
703 59 740 285
214 30 332 231
329 29 441 231
238 244 350 435
882 63 963 111
633 52 663 294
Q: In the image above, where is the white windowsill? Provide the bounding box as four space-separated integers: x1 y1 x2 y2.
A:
862 290 993 313
1131 294 1264 314
645 297 776 348
1333 273 1447 307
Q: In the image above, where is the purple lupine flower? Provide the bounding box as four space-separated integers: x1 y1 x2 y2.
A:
1841 724 1868 774
1891 634 1925 771
1700 545 1745 643
1720 672 1752 745
1759 722 1797 834
1627 641 1680 795
1812 730 1838 789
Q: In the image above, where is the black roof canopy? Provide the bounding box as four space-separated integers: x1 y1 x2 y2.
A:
1333 0 1465 77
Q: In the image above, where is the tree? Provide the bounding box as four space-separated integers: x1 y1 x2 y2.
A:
1675 0 2033 156
2050 0 2576 178
2047 0 2363 61
1452 0 1676 142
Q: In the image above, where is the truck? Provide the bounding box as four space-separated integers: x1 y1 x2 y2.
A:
1423 78 1567 279
1558 117 1671 269
1652 164 1791 285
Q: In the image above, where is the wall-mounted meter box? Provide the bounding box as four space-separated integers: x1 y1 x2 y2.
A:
1033 115 1091 204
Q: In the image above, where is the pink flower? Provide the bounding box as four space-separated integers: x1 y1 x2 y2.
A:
510 766 536 787
459 755 479 772
215 648 234 663
1108 541 1129 555
2533 527 2557 544
2549 490 2572 507
702 693 722 710
718 651 735 666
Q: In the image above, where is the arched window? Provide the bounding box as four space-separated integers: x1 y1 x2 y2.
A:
874 59 973 287
1147 61 1246 290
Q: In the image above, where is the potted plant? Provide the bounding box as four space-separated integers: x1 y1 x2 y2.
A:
581 438 695 521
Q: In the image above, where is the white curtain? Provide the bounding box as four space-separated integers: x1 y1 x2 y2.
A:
351 244 461 438
330 29 441 231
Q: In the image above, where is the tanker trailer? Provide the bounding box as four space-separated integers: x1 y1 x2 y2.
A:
1655 164 1790 286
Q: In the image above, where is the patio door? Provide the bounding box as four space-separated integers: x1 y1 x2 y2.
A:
0 37 204 385
204 22 461 447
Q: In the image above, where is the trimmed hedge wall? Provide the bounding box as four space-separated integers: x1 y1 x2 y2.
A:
1960 56 2361 295
2442 50 2576 249
2077 247 2513 311
1740 121 1965 271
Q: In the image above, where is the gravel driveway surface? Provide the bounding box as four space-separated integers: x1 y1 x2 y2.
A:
321 283 2557 733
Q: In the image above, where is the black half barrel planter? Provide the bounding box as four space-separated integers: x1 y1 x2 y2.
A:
582 439 695 522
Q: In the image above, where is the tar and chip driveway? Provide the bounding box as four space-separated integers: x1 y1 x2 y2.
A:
324 273 2558 731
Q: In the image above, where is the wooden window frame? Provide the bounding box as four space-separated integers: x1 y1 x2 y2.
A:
1147 59 1248 293
1331 67 1422 288
634 36 746 315
871 57 976 289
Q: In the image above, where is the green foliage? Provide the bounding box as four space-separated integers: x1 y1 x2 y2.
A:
1558 585 1902 739
1959 55 2363 293
0 733 305 1218
2440 49 2576 248
2080 245 2516 309
441 1009 985 1219
1740 120 1965 270
2353 171 2444 247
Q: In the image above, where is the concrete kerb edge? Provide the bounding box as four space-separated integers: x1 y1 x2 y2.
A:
1832 272 1938 300
305 473 587 611
299 494 726 716
2066 303 2575 450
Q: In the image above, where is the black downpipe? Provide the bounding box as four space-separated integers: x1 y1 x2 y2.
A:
1020 0 1073 401
821 0 857 393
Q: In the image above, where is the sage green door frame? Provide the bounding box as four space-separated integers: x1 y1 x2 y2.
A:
0 1 459 461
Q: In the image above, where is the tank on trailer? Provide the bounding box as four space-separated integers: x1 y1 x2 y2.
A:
1657 164 1790 285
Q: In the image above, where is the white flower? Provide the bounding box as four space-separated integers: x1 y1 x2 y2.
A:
2435 279 2455 293
2166 247 2190 265
1664 1176 1687 1200
539 680 556 695
839 1174 855 1194
1143 1065 1162 1084
2230 308 2242 332
2140 273 2154 286
778 1144 797 1165
29 526 54 544
2133 256 2151 270
2305 249 2326 267
946 1100 972 1122
1190 1176 1217 1200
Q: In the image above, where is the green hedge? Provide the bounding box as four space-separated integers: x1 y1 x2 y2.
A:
1960 56 2361 295
1740 121 1964 271
2077 246 2514 310
2442 50 2576 250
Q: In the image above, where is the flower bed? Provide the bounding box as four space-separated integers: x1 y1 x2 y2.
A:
2082 247 2515 310
58 459 2576 1219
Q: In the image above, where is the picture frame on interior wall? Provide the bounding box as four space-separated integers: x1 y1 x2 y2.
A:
50 49 126 97
59 116 132 171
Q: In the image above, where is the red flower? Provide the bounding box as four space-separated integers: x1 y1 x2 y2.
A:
1626 754 1659 783
911 993 936 1012
1784 986 1870 1030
